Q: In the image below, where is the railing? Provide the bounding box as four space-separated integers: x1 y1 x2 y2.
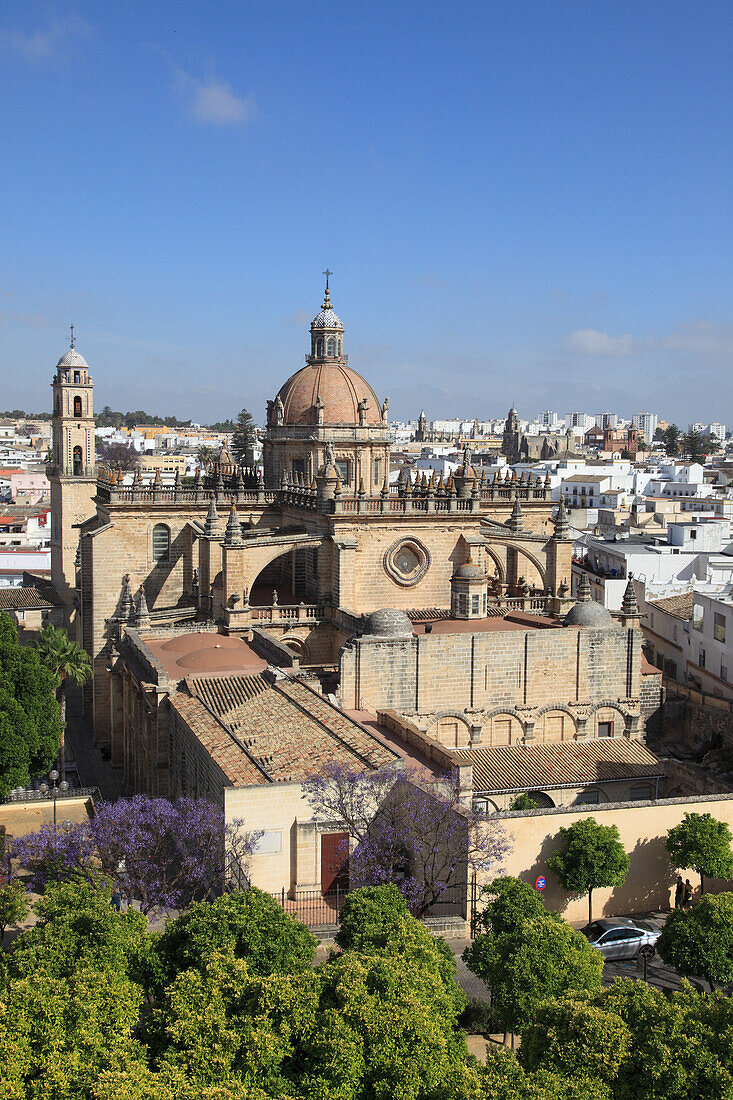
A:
3 785 100 804
250 604 321 624
268 886 349 928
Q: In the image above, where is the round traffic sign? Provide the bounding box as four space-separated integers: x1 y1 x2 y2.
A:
535 876 546 891
638 943 655 960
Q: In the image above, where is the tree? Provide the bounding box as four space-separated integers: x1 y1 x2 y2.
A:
6 880 151 985
97 440 141 470
663 423 681 456
12 796 259 915
231 408 257 466
656 892 733 991
0 880 28 945
335 882 411 951
464 895 603 1034
547 817 629 923
10 821 97 893
303 763 509 916
666 812 733 894
0 966 147 1098
33 623 92 782
509 793 537 811
0 613 62 797
519 997 632 1084
196 444 215 467
682 430 713 462
153 888 316 994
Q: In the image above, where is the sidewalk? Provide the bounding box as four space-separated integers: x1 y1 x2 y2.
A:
65 714 125 802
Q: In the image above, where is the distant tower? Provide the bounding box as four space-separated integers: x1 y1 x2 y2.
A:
416 410 427 442
48 328 97 631
502 405 521 461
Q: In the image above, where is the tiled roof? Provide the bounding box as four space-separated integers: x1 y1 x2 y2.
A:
454 739 664 795
648 593 694 620
0 585 59 610
176 672 399 787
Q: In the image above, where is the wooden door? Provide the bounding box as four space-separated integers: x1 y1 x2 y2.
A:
321 832 349 894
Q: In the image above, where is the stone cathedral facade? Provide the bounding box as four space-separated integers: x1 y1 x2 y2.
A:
47 285 659 807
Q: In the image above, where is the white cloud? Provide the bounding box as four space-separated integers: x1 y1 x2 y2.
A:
0 13 90 61
175 69 256 126
565 329 635 356
660 319 733 357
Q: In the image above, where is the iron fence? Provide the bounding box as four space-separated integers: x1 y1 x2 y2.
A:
269 886 349 929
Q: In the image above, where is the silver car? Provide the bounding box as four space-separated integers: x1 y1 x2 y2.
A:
581 918 661 960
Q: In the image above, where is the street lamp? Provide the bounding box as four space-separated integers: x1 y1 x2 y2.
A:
39 769 70 830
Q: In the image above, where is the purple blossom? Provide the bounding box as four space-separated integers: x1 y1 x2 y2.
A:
303 764 510 917
12 796 259 916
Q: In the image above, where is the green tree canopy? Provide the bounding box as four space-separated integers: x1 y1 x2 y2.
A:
335 882 411 951
519 997 631 1083
666 812 733 893
464 879 603 1034
6 880 151 986
547 817 629 923
153 887 316 994
231 408 257 466
0 880 28 945
656 892 733 991
682 430 714 461
0 613 62 796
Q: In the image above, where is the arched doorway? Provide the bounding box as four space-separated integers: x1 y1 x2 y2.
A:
249 547 319 606
73 445 83 475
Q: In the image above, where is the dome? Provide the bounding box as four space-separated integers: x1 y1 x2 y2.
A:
311 308 343 330
56 348 89 369
563 600 614 628
276 362 383 426
453 561 486 581
362 608 414 639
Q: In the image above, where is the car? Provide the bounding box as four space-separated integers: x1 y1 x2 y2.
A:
580 918 661 961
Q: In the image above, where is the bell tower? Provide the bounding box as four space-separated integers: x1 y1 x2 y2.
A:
48 327 97 631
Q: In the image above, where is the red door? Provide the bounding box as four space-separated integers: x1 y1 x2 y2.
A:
321 832 349 894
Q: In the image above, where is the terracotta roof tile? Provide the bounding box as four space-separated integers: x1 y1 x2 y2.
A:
454 739 665 794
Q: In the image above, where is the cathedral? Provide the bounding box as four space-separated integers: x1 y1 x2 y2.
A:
501 404 580 464
46 282 664 886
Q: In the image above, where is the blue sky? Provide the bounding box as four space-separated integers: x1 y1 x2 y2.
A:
1 1 732 426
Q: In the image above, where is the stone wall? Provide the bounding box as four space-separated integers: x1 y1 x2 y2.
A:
490 792 733 922
340 624 645 742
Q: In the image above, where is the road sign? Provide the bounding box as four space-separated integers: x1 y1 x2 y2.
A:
535 876 546 891
638 944 655 960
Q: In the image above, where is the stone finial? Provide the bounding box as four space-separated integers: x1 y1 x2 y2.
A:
204 496 221 536
553 498 571 540
119 573 134 620
577 571 591 602
135 584 150 624
621 577 639 618
153 468 161 487
224 504 243 547
508 497 525 533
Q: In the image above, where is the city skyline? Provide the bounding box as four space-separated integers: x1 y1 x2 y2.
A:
1 1 732 424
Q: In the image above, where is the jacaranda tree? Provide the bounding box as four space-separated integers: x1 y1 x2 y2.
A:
12 796 260 915
303 763 509 916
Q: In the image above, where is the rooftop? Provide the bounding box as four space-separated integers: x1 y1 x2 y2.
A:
648 593 694 620
0 585 59 611
455 738 664 795
145 632 268 678
170 672 399 786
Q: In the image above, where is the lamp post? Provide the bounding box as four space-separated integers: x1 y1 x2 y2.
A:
38 769 70 830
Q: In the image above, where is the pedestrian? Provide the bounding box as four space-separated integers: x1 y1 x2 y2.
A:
110 889 122 912
683 879 694 909
674 875 684 909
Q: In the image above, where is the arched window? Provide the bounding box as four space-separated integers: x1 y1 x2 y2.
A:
316 338 324 357
152 523 170 562
327 337 335 356
73 395 82 417
72 445 83 475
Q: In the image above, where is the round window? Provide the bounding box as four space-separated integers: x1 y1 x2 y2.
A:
383 538 431 587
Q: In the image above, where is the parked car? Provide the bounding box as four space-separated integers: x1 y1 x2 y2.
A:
581 918 661 960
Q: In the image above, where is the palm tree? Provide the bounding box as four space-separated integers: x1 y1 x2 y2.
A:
33 625 92 783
